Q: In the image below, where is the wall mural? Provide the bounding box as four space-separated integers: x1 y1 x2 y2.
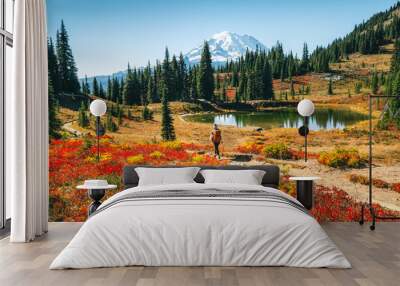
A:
47 1 400 222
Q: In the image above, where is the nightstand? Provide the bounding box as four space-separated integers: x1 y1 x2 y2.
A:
77 180 117 216
289 177 320 210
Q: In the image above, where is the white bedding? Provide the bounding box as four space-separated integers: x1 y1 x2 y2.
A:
50 183 351 269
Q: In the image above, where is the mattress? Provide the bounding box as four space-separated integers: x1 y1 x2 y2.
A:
50 183 351 269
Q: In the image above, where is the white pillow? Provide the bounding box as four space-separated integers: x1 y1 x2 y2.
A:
200 169 266 185
135 167 200 186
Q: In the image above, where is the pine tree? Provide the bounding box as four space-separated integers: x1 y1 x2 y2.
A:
178 53 188 101
263 60 274 100
117 108 123 125
78 101 89 127
56 20 80 94
107 77 112 100
371 72 379 94
112 77 120 102
106 112 118 132
197 41 214 101
123 65 134 105
253 55 265 99
221 83 227 102
328 78 333 95
99 82 105 98
300 43 309 74
162 48 173 101
146 76 155 104
48 78 61 138
354 82 362 94
246 71 255 101
81 75 90 96
391 40 400 73
189 68 198 100
160 83 176 141
92 77 99 97
170 55 179 100
48 38 60 95
237 71 247 102
231 70 239 87
290 80 295 98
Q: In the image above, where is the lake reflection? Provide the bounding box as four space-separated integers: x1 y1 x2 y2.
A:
185 108 369 130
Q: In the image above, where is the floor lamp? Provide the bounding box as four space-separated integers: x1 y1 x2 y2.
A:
359 94 400 230
89 99 107 162
297 99 315 162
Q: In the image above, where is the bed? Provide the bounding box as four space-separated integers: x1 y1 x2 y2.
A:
50 165 351 269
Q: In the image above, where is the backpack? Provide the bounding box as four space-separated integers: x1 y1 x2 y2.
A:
212 129 222 144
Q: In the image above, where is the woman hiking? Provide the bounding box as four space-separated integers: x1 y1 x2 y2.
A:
210 124 222 159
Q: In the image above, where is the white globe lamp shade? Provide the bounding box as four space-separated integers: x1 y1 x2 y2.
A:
297 99 315 117
90 99 107 117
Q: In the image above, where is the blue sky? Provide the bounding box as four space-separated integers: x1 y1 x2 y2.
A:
47 0 399 77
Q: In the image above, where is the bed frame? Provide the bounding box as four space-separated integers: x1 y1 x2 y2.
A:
122 165 280 189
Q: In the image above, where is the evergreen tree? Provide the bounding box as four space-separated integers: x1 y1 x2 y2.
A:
56 20 80 94
253 55 265 99
371 72 379 94
92 77 99 97
117 108 123 125
237 70 247 102
78 101 89 127
81 75 90 96
170 55 179 100
391 40 400 73
290 80 295 98
162 48 173 101
123 65 133 105
48 78 61 138
107 77 112 100
112 77 120 102
246 71 255 101
99 82 105 98
231 70 239 87
328 78 333 95
106 112 118 132
299 43 310 74
189 68 198 100
178 53 188 101
48 38 60 95
160 83 176 141
354 82 362 94
263 60 274 100
197 41 214 101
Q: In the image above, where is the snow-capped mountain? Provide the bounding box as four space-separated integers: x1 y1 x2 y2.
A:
184 31 267 65
83 32 266 88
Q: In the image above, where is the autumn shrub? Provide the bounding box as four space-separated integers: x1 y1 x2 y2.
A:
236 142 264 154
349 174 390 188
392 183 400 193
279 177 400 222
149 151 164 159
160 141 183 150
318 148 367 168
348 174 369 185
126 154 145 164
263 143 293 160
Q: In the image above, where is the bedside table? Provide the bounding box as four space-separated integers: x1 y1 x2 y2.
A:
77 180 117 216
289 177 320 210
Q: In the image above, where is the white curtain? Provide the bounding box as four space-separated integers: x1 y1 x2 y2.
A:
8 0 49 242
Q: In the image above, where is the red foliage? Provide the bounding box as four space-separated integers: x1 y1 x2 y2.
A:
391 183 400 194
49 137 400 223
49 137 223 221
280 176 400 222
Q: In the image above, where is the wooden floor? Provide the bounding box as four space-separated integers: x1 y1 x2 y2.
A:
0 222 399 286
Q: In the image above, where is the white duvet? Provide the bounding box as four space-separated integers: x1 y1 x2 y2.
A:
50 183 351 269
